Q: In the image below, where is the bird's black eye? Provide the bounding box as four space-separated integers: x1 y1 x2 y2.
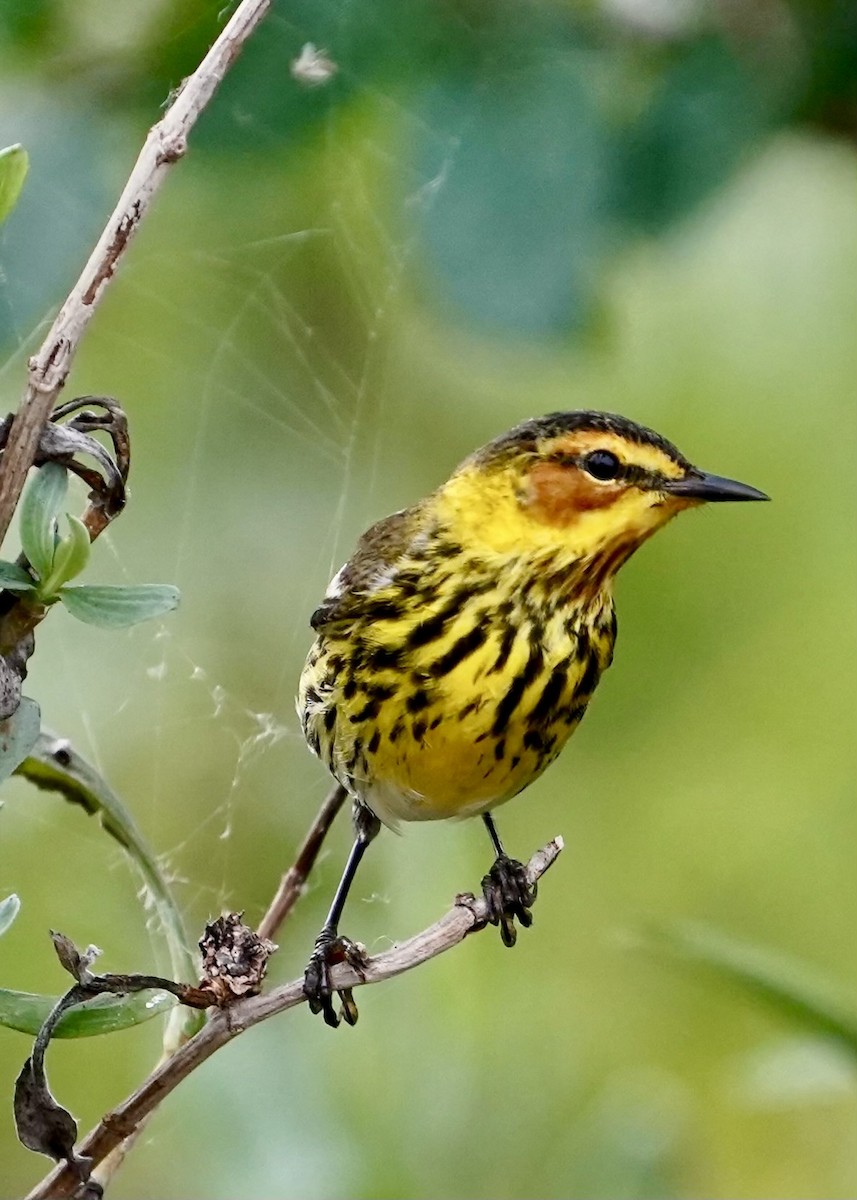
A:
583 450 621 482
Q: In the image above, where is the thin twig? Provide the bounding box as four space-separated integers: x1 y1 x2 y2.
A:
0 0 273 549
257 784 348 941
26 838 564 1200
91 787 346 1190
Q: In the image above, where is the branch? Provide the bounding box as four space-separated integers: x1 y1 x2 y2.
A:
0 0 273 548
26 837 564 1200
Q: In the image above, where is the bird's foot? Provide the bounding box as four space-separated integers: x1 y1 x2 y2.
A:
481 854 537 948
303 927 367 1028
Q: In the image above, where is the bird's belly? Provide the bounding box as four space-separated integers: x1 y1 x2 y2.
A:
301 616 609 829
364 710 575 825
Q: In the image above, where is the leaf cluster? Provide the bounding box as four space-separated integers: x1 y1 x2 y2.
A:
0 463 178 628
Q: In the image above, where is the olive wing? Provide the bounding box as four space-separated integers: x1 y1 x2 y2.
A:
309 506 420 634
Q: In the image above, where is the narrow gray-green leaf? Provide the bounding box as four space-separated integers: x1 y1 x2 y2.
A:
0 697 41 786
16 731 196 996
0 561 36 592
636 920 857 1058
0 986 174 1038
0 893 21 937
59 583 180 628
18 463 67 580
0 144 29 225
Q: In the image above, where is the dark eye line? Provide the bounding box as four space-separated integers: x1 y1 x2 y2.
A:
546 451 667 490
547 451 583 468
548 450 625 478
618 463 651 487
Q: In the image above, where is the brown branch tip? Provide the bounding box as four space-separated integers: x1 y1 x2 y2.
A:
26 836 564 1200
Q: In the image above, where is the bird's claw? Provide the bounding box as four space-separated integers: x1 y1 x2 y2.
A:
303 928 367 1028
481 854 537 947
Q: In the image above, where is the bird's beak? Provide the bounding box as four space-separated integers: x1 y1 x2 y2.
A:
662 469 770 503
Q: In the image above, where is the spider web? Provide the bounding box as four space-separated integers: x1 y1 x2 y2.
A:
4 13 855 1200
0 21 470 977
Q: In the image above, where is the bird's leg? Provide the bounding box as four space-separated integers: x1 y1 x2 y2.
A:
303 803 381 1028
481 813 537 948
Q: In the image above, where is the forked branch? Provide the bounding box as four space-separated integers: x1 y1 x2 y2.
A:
26 837 563 1200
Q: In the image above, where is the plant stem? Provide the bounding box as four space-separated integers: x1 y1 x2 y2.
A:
0 0 273 549
26 838 564 1200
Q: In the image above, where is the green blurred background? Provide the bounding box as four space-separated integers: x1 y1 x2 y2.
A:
1 0 856 1195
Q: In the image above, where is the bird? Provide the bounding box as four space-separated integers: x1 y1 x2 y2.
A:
297 410 768 1026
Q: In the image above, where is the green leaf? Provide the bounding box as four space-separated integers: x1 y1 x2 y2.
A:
0 987 174 1038
0 144 29 225
15 731 200 1039
38 514 91 599
0 561 36 591
0 893 21 937
0 697 41 786
635 920 857 1059
59 583 180 628
18 463 67 580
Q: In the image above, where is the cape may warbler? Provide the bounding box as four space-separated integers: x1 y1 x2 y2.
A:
299 410 768 1025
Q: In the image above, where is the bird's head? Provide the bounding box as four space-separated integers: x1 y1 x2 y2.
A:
438 411 768 575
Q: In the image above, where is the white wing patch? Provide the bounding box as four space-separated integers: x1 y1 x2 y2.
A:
324 563 347 599
323 558 400 601
365 565 398 592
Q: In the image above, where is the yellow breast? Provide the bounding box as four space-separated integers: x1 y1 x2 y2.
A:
299 568 614 828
